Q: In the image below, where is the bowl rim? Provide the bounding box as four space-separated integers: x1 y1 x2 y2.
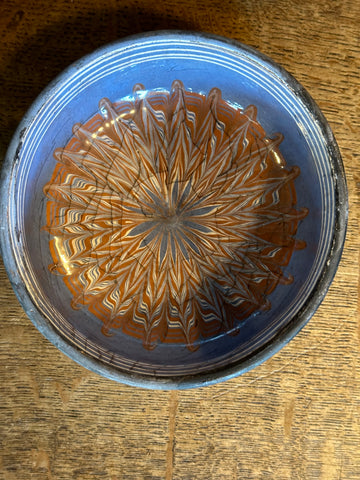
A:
0 30 348 389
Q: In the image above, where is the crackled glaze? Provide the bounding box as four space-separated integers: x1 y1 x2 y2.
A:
44 80 307 349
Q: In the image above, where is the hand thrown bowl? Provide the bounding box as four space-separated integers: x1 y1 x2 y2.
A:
0 31 347 389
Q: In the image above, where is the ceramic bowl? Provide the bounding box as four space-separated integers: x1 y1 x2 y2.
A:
0 32 347 389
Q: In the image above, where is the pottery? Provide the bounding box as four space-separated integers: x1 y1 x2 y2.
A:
0 32 347 389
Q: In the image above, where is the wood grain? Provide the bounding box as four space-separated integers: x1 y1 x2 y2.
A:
1 0 359 478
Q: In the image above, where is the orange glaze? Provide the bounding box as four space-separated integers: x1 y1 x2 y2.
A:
44 80 308 350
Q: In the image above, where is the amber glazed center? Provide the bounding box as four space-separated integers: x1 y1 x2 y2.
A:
44 80 307 350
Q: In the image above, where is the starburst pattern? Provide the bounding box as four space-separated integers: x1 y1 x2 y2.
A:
44 80 307 350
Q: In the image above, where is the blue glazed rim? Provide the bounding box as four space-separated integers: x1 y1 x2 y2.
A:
0 31 348 389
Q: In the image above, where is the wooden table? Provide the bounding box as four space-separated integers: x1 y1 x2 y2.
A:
1 1 359 478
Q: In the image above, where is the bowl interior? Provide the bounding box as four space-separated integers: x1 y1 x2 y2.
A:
3 33 341 387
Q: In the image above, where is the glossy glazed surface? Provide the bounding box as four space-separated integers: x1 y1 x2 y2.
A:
0 32 346 387
44 80 307 350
